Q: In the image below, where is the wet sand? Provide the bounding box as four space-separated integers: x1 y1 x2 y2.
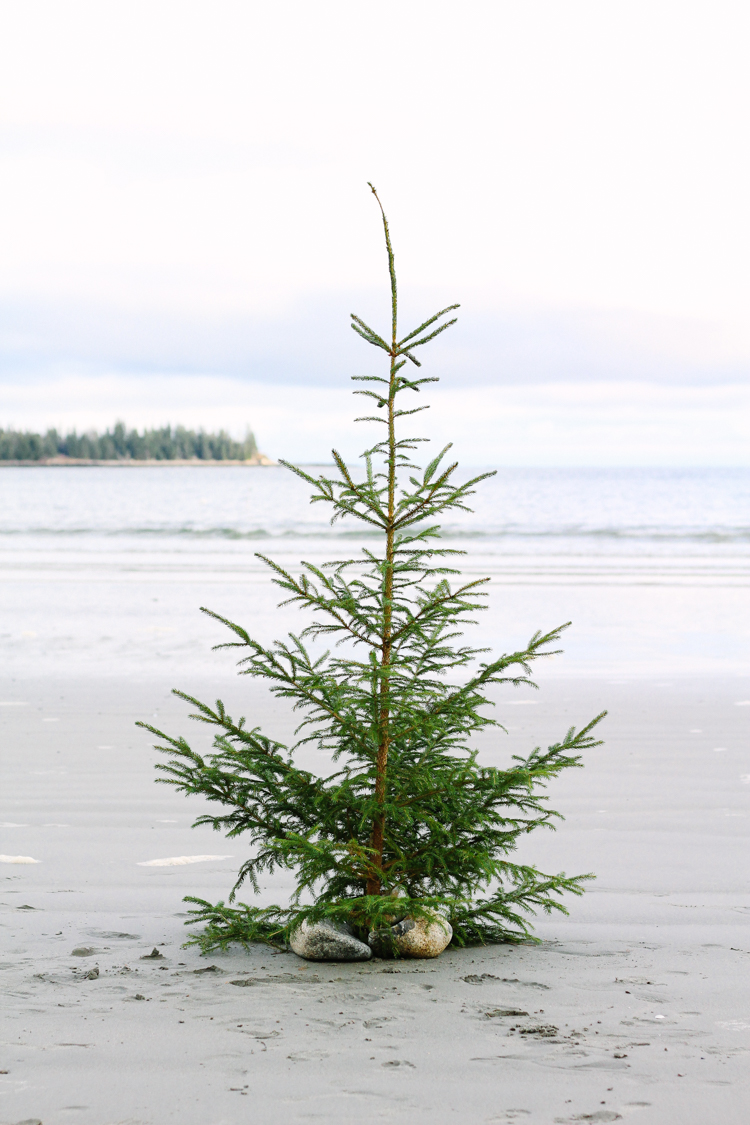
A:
1 675 749 1124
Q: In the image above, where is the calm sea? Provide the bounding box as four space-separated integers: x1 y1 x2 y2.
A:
1 466 748 680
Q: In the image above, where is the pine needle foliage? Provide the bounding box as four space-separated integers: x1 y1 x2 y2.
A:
138 185 605 954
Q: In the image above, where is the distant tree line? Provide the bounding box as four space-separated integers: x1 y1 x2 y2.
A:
0 422 259 462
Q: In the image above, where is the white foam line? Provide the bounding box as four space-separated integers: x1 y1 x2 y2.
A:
735 701 750 706
0 855 41 864
137 854 234 867
0 823 28 828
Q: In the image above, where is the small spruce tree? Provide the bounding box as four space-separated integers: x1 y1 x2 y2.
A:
138 185 605 953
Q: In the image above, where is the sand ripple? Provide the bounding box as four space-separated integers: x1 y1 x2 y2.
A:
136 854 233 866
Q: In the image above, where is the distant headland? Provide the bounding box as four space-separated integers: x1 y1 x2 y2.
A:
0 422 275 466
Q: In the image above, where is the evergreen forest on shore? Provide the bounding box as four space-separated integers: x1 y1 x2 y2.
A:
0 422 259 463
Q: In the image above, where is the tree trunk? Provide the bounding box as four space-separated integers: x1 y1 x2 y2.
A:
367 186 398 897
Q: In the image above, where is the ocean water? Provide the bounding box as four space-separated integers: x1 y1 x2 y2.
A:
1 465 748 680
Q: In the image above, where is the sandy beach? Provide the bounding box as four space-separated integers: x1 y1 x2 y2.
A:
3 1 750 1120
2 673 749 1124
2 465 748 1122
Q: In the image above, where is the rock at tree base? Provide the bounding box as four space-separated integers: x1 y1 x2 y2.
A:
368 912 453 959
289 919 372 961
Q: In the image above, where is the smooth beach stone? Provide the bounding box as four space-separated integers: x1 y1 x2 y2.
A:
289 919 372 962
368 912 453 959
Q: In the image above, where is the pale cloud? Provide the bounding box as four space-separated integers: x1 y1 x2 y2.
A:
1 1 749 464
3 374 748 467
2 291 750 387
1 1 749 317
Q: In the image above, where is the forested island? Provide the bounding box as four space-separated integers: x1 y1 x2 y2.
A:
0 422 272 464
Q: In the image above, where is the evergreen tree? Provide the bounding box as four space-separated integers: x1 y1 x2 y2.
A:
0 422 259 461
139 185 605 953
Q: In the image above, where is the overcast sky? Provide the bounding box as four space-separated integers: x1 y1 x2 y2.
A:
1 0 749 464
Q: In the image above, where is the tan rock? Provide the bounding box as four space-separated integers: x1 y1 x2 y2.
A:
368 911 452 959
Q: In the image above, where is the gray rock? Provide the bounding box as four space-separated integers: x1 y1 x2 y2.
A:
289 919 372 962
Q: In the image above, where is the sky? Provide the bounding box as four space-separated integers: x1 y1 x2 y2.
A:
1 0 749 465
